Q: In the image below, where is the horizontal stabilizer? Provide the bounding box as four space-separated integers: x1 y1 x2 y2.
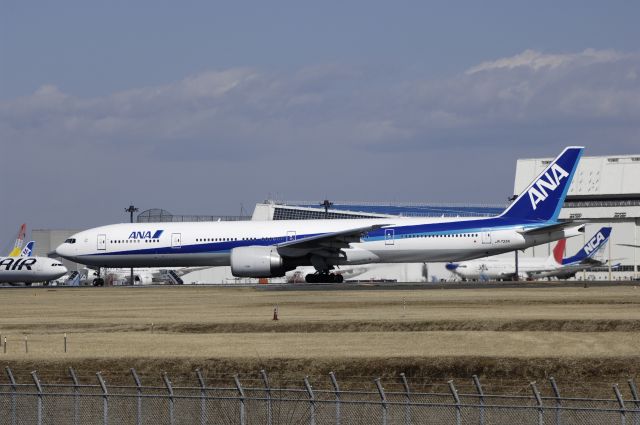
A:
518 221 586 236
618 244 640 249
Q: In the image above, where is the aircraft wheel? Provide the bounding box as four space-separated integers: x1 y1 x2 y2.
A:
93 278 105 287
335 274 344 283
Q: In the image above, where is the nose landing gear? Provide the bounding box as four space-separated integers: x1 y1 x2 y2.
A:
305 273 344 283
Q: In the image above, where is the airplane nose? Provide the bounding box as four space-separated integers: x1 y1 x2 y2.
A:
55 243 73 259
55 244 66 257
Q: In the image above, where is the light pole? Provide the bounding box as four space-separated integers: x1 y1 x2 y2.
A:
321 199 333 219
508 195 519 282
125 205 139 286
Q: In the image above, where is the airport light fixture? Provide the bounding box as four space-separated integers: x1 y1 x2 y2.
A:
125 205 139 224
125 205 139 286
321 199 333 219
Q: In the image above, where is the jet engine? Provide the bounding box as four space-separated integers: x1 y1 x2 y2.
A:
230 246 286 277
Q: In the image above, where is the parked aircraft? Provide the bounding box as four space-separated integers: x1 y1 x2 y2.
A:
446 227 612 281
0 256 68 285
20 241 35 257
7 223 26 256
56 147 585 283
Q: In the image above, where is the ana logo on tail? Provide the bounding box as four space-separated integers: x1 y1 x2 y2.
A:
527 164 569 210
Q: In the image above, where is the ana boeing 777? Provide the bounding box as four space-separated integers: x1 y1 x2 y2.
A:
56 147 585 283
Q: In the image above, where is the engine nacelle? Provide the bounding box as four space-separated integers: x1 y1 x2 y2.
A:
230 246 285 278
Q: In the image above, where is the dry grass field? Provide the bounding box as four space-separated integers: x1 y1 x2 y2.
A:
0 285 638 394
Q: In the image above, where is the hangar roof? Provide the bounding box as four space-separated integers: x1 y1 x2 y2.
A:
514 154 640 199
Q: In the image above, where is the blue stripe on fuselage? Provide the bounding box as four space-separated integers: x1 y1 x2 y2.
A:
82 216 545 258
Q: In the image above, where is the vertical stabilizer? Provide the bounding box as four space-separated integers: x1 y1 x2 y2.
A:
562 227 612 265
8 224 27 257
552 239 566 265
21 241 35 257
499 147 583 223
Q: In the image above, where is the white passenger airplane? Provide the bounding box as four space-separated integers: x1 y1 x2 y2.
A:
56 147 585 283
0 256 68 285
446 227 612 281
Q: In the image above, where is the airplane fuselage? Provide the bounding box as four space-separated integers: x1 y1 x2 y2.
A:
0 256 68 283
56 217 581 269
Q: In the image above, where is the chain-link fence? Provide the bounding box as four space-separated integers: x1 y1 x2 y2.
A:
1 367 639 425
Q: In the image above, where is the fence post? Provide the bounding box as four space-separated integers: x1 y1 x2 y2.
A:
234 375 246 425
400 373 411 425
448 380 462 425
96 372 109 425
130 369 143 425
531 382 544 425
304 376 316 425
329 372 341 425
163 372 175 425
473 375 485 425
614 384 627 425
628 379 640 425
375 378 388 425
549 377 562 425
261 370 273 425
6 366 17 425
69 367 80 425
196 369 207 425
31 371 43 425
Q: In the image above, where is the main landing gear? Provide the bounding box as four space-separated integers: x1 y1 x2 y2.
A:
305 273 344 283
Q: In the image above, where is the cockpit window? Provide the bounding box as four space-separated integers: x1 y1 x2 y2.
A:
65 238 76 244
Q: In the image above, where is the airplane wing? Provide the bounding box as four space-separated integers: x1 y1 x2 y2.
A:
166 266 212 278
276 224 389 257
618 244 640 248
519 221 586 236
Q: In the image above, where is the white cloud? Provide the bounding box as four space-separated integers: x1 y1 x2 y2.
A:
1 49 639 161
466 48 627 74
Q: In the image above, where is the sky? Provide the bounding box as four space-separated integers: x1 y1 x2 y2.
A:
1 1 639 247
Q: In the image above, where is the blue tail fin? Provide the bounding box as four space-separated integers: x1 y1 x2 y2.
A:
562 227 612 265
499 146 583 223
21 241 35 257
